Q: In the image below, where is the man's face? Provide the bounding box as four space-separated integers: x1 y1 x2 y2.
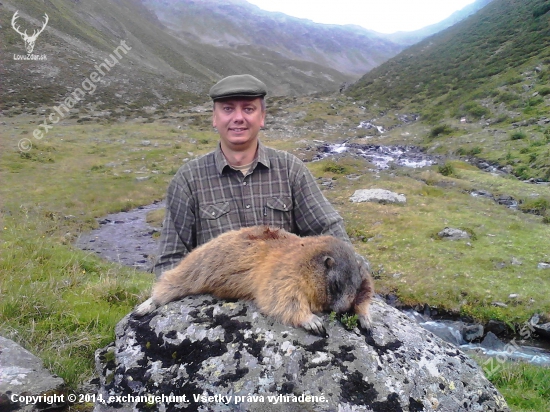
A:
212 97 265 151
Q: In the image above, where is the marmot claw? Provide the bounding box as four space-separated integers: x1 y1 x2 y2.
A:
133 298 157 317
302 314 327 337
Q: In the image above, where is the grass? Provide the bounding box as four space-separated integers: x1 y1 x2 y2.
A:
1 212 151 388
0 115 219 389
484 361 550 412
1 110 549 410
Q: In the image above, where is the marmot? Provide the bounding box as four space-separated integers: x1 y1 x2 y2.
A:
134 226 374 336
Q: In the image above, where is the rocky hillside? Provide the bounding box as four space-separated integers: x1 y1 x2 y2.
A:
345 0 550 181
0 0 405 115
348 0 550 111
382 0 494 45
142 0 403 78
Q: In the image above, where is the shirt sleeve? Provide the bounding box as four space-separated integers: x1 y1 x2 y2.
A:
291 160 351 243
151 172 196 278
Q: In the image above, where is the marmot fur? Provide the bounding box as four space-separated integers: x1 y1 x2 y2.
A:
134 226 374 336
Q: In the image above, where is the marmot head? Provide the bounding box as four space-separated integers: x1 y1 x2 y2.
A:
320 240 364 314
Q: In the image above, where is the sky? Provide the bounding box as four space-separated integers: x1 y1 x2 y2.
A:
246 0 478 34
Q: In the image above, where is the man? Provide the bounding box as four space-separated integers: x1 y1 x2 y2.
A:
152 74 353 277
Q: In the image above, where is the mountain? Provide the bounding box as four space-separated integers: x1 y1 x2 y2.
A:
348 0 550 113
382 0 494 46
346 0 550 181
0 0 403 114
141 0 404 80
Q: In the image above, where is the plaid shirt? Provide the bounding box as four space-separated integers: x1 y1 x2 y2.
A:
152 141 349 277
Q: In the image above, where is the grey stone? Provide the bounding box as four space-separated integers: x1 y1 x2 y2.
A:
534 323 550 340
437 227 471 240
0 336 65 411
94 296 509 412
463 325 484 342
511 257 522 266
485 320 507 336
492 302 508 308
481 332 506 351
349 189 406 204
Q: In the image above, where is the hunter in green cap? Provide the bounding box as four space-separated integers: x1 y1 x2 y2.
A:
152 73 370 303
209 74 267 100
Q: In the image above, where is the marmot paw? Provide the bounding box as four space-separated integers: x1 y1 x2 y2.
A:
301 314 327 337
133 298 157 317
358 313 372 333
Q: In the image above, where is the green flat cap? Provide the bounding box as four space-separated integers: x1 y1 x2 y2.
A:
209 74 267 100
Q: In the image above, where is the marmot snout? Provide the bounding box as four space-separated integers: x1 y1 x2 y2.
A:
134 226 374 336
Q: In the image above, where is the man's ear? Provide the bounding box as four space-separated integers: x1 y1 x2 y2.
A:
260 108 266 128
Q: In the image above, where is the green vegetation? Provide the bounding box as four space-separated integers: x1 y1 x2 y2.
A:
339 313 359 330
486 362 550 412
429 124 454 139
438 162 457 177
2 0 550 406
0 118 219 388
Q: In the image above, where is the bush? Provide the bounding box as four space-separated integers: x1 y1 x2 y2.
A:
438 162 456 177
520 198 549 215
533 4 550 18
463 102 490 119
511 130 527 140
429 124 454 138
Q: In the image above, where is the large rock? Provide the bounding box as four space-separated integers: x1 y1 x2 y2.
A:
94 296 508 412
349 189 406 204
0 336 65 411
437 227 471 241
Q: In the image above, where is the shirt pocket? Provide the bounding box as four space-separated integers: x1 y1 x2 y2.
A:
265 196 294 230
199 202 231 220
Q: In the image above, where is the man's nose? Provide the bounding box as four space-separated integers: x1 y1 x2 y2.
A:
232 107 244 122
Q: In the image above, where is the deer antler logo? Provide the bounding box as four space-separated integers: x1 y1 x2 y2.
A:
11 11 49 54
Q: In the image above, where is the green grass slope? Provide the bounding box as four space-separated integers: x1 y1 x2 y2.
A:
346 0 550 182
348 0 550 109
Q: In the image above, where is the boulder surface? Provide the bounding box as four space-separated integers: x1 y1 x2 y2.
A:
349 189 406 204
0 336 65 411
94 296 509 412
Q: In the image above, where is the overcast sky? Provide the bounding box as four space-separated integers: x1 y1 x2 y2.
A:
246 0 478 33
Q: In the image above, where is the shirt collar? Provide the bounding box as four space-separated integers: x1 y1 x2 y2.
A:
214 141 271 175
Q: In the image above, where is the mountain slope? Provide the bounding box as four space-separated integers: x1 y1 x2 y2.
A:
141 0 404 77
345 0 550 181
0 0 405 115
348 0 550 111
382 0 494 46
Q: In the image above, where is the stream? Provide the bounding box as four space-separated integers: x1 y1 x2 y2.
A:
75 143 550 367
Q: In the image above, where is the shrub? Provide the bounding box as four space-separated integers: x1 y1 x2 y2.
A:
533 4 550 18
511 130 527 140
322 161 348 174
463 102 490 119
520 198 549 215
429 124 454 138
438 162 456 177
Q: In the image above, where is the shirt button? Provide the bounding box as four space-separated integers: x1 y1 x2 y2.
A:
246 204 251 209
211 212 215 216
243 181 247 186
